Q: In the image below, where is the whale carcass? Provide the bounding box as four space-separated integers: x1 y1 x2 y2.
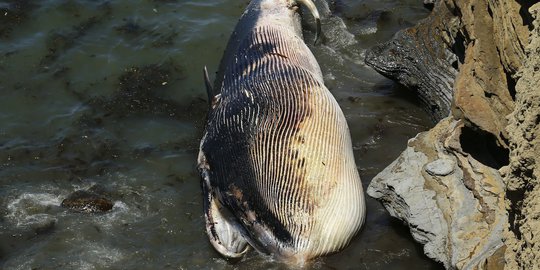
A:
198 0 365 264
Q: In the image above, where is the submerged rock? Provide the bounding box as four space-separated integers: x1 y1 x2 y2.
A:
32 217 56 235
61 186 114 213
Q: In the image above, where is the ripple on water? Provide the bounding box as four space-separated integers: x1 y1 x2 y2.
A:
72 243 124 270
91 200 144 230
3 241 124 270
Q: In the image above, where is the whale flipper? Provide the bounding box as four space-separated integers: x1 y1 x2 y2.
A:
199 150 250 258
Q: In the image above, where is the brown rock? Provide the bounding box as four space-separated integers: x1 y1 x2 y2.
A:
503 3 540 270
61 188 114 213
487 0 529 75
451 0 517 146
365 0 538 269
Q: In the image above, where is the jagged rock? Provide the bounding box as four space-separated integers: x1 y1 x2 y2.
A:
423 0 437 9
365 0 537 268
61 185 114 213
364 1 458 121
503 3 540 270
450 0 525 147
365 0 527 136
368 118 507 269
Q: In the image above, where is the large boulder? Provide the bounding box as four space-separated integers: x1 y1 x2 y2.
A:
368 118 507 269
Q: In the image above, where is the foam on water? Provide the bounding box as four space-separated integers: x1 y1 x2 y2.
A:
92 200 144 230
6 192 63 228
74 243 124 270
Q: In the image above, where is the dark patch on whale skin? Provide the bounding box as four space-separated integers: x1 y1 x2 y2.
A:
201 25 320 248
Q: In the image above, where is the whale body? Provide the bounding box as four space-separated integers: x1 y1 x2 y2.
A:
198 0 365 264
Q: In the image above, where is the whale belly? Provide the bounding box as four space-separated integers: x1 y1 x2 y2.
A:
199 25 365 263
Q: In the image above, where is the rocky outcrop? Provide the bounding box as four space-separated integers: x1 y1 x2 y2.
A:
504 4 540 269
364 1 458 121
365 0 539 269
449 0 525 147
368 118 507 269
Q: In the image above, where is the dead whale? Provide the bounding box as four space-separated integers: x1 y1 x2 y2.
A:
198 0 365 264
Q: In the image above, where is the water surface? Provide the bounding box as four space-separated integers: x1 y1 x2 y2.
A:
0 0 442 269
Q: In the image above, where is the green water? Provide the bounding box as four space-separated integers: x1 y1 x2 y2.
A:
0 0 442 269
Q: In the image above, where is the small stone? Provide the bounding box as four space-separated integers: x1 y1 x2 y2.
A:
425 158 455 176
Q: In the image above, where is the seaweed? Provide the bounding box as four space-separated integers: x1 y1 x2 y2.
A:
114 18 179 48
0 0 36 39
84 62 185 119
39 2 112 69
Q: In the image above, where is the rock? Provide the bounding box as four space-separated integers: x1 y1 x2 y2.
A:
365 0 538 268
425 159 455 176
450 0 524 147
367 137 449 264
368 118 507 269
503 3 540 270
364 1 458 121
61 186 114 213
365 0 527 140
423 0 437 9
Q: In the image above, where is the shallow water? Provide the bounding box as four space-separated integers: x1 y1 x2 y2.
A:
0 0 442 269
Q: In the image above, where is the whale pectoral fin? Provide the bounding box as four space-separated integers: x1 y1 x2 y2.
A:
203 187 250 258
199 151 250 258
